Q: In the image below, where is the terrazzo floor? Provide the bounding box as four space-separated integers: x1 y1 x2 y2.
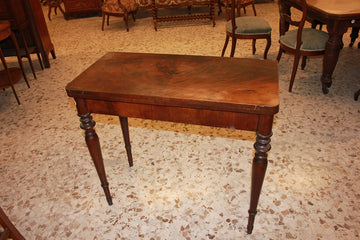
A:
0 2 360 239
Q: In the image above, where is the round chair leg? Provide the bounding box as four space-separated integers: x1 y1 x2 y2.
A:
263 36 271 59
230 37 237 57
289 53 301 92
252 39 256 55
102 14 105 31
221 35 230 57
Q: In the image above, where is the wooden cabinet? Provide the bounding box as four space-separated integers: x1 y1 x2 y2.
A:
0 0 54 68
63 0 102 19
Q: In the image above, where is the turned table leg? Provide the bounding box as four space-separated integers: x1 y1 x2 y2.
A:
247 115 273 234
321 22 348 94
119 117 133 167
76 99 113 205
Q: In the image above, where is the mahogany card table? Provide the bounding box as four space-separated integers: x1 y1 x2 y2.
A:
66 52 279 234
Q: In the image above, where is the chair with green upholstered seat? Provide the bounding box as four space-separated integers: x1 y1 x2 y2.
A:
276 0 329 92
221 0 271 59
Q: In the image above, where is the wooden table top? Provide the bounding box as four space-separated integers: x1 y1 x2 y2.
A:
66 52 279 115
288 0 360 18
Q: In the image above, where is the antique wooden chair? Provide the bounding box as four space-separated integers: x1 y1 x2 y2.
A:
46 0 65 21
101 0 138 32
0 207 25 240
1 0 43 77
0 21 31 104
277 0 329 92
218 0 256 19
221 0 271 58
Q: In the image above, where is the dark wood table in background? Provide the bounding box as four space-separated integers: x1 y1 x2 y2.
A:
66 52 279 234
279 0 360 94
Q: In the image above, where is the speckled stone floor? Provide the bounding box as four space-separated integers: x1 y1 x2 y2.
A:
1 2 360 239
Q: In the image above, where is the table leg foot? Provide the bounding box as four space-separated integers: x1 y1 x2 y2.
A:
322 84 329 94
247 210 257 234
102 183 113 205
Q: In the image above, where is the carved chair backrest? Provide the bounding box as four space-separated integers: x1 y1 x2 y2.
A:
278 0 308 51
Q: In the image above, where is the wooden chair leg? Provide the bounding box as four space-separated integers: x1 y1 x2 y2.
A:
102 14 105 31
276 48 283 62
221 35 230 57
264 35 271 59
19 30 36 79
230 36 237 57
252 39 256 55
349 27 359 47
0 49 20 104
47 2 52 20
124 14 129 32
107 15 110 26
354 89 360 101
0 207 25 240
289 53 301 92
132 12 136 22
301 56 307 70
252 3 257 16
10 32 30 88
57 0 65 15
36 52 44 70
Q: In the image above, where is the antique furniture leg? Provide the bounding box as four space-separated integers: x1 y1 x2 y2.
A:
119 117 133 167
76 98 113 205
221 35 230 56
230 37 237 57
211 0 216 27
247 115 273 234
0 207 25 240
152 0 158 31
0 49 21 105
349 27 359 47
321 23 348 94
355 89 360 101
264 35 271 59
10 32 30 88
19 29 37 79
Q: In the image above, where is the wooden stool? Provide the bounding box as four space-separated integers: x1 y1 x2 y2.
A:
0 21 30 104
0 207 25 240
47 0 65 20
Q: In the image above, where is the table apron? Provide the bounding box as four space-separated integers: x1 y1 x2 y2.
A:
85 99 261 131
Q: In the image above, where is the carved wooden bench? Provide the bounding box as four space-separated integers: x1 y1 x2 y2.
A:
136 0 215 30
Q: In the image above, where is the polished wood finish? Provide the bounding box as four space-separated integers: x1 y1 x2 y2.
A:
63 0 102 19
279 0 360 94
0 0 55 68
66 52 279 234
0 207 25 240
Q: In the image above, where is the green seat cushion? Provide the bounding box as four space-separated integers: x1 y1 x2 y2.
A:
279 28 329 51
226 16 272 35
